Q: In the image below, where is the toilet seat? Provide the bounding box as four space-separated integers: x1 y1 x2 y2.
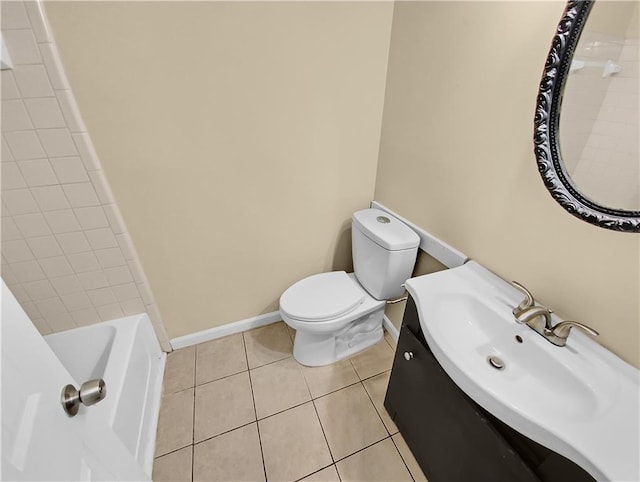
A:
279 271 365 322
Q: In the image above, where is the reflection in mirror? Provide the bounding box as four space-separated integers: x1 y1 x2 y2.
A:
560 1 639 211
534 0 640 232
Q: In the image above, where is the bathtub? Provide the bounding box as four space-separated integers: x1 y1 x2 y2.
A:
44 314 166 478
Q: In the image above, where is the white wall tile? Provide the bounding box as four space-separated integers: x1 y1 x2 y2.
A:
31 317 52 335
18 159 58 186
10 259 46 283
62 182 100 207
2 29 41 65
115 232 136 260
37 128 77 157
49 274 82 296
50 157 88 183
43 209 80 233
67 251 100 273
102 203 126 233
23 279 56 300
12 65 54 98
26 235 63 258
56 90 86 133
23 1 53 43
1 162 27 189
87 287 116 307
55 231 91 254
1 100 34 131
85 228 118 250
2 239 34 262
46 312 76 332
2 136 15 161
2 188 39 214
137 281 154 305
7 283 30 302
70 307 101 327
21 300 42 320
104 266 133 286
38 256 73 278
24 97 66 128
1 1 30 29
95 247 126 269
145 303 162 326
1 71 21 100
1 263 19 284
111 282 139 302
34 297 67 317
61 292 91 312
15 212 53 238
74 206 109 229
1 217 22 241
31 185 70 211
4 130 46 160
121 298 145 316
87 170 113 204
97 303 123 322
38 43 69 90
71 133 100 171
77 270 109 290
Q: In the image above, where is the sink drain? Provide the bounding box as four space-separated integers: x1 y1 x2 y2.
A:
487 355 505 370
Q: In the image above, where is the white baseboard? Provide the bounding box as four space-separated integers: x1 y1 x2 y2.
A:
170 311 282 350
371 201 468 268
382 315 399 342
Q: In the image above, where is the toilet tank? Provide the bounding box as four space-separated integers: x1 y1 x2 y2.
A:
352 208 420 300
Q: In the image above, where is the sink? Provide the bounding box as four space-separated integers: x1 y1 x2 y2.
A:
405 261 639 482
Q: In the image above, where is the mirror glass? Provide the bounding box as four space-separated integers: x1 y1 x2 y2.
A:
559 1 639 212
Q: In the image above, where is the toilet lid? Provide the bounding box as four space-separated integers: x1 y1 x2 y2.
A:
280 271 365 322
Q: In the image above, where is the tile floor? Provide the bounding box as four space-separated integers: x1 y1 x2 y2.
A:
152 322 428 482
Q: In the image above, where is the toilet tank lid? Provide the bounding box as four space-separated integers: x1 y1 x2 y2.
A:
352 209 420 251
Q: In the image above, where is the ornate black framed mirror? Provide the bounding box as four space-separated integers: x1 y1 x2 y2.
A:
534 0 640 232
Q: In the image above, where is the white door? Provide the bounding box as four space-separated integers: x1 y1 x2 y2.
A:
1 282 148 481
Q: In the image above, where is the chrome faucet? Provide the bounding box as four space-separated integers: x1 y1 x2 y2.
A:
511 281 599 347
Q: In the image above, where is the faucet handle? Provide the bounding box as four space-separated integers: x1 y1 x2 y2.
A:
548 320 599 346
511 281 534 315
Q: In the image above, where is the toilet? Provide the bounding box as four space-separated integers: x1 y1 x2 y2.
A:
279 208 420 366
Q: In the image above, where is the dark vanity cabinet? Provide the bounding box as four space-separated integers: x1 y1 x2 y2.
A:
384 296 595 482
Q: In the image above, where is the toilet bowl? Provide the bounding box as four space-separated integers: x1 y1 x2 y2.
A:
279 208 420 367
280 271 386 366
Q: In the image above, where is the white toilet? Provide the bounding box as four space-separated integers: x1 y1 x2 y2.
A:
279 208 420 366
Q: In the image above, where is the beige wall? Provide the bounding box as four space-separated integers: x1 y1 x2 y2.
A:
375 2 639 367
45 1 394 339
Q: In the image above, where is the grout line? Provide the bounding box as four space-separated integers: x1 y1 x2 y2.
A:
389 434 417 482
332 435 392 465
242 332 267 482
360 378 393 438
292 462 336 482
192 419 258 448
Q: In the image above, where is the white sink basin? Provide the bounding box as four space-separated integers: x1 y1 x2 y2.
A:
405 261 639 482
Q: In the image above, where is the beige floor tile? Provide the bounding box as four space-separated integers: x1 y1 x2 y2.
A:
259 402 332 481
337 438 413 481
155 388 194 457
300 358 360 399
392 433 429 481
163 346 196 394
314 383 388 461
193 423 265 482
299 465 340 482
250 356 311 419
195 333 247 385
244 322 293 369
153 446 193 482
362 370 398 435
384 329 397 349
194 371 255 442
349 339 394 380
285 324 296 343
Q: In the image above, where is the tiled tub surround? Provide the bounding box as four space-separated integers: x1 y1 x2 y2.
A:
154 322 427 482
1 0 170 350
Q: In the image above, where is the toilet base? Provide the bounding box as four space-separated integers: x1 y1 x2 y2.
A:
292 306 385 367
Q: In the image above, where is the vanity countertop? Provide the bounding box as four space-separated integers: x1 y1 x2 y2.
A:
405 261 639 482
